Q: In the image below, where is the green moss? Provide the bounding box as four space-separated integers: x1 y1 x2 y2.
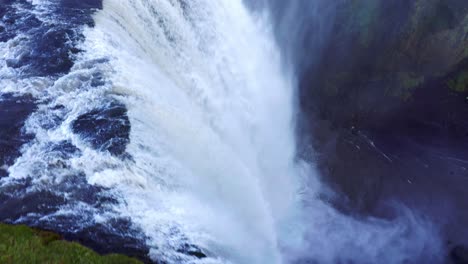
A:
448 71 468 92
0 224 142 264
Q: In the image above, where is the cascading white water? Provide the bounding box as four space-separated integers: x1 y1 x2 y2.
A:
78 0 302 262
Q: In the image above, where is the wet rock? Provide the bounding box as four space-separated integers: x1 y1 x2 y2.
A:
72 101 130 156
49 140 81 159
0 174 150 262
0 189 66 221
7 27 78 76
0 93 36 174
177 243 207 259
62 218 152 264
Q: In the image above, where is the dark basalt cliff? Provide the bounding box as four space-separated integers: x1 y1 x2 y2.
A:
298 0 468 262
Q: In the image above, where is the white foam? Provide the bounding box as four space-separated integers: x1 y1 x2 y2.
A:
76 0 301 263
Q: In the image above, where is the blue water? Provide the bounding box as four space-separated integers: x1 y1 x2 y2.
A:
0 0 152 259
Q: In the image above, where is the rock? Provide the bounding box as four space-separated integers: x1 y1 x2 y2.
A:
72 101 130 156
177 243 207 259
0 93 36 175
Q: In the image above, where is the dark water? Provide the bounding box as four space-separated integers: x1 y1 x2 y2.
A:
0 0 99 76
0 0 152 261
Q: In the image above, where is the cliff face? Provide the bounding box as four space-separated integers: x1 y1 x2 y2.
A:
302 0 468 128
299 0 468 261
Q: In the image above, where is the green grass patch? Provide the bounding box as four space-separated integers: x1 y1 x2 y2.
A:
0 223 142 264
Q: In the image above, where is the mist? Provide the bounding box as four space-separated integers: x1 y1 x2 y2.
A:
245 1 448 263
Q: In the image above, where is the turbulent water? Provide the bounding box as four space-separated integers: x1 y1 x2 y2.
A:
0 0 445 263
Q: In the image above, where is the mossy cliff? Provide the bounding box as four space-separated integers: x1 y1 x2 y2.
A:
298 1 468 262
0 223 142 264
302 0 468 128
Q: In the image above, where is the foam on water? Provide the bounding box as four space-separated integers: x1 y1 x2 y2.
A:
77 1 303 262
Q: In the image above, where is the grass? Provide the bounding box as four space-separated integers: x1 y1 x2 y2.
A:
0 223 142 264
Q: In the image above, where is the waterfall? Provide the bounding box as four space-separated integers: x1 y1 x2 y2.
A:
72 0 301 262
0 0 444 263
